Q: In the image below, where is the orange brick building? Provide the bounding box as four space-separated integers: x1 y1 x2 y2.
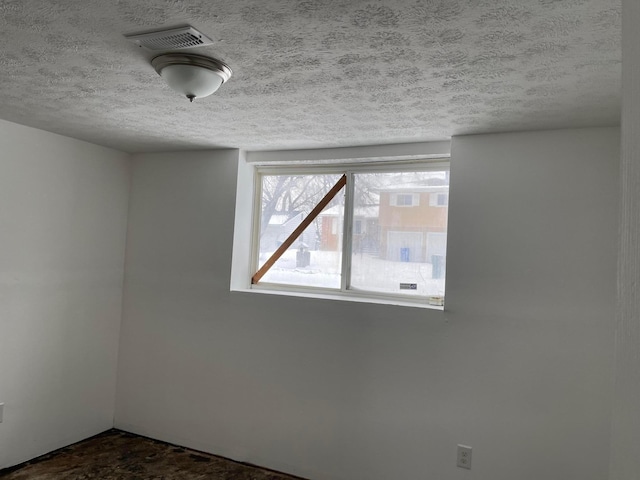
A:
377 185 448 262
318 184 448 263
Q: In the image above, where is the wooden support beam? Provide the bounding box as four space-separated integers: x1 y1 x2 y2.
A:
252 174 347 285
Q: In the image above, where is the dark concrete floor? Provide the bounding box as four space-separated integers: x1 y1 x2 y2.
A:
0 430 305 480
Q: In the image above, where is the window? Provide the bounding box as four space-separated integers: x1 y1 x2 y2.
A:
251 164 449 306
429 192 448 207
390 193 419 206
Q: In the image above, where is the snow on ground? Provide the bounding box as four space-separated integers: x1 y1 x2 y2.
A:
259 249 446 297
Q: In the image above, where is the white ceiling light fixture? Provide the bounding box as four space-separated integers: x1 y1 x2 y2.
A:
151 53 232 102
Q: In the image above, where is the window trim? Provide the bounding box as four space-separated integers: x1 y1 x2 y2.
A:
250 159 450 308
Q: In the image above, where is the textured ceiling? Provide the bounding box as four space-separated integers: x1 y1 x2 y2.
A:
0 0 621 152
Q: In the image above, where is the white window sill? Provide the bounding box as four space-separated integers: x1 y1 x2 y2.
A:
231 284 445 311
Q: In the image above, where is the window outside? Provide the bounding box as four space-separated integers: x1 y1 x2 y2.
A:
254 167 449 304
349 171 448 298
257 173 344 289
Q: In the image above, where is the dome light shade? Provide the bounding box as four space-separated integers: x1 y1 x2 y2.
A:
160 64 224 98
151 53 232 102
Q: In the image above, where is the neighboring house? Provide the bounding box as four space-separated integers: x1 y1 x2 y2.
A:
317 185 448 264
377 185 448 263
318 205 380 252
260 212 313 252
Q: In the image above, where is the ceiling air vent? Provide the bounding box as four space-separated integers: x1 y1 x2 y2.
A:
124 25 213 51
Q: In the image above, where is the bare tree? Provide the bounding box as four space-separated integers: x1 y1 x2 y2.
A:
260 173 343 235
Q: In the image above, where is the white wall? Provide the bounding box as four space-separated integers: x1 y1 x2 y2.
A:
115 128 618 480
0 119 130 468
609 0 640 477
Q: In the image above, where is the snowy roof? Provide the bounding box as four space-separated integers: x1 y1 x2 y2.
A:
268 214 290 226
319 205 379 218
376 184 449 193
268 213 303 226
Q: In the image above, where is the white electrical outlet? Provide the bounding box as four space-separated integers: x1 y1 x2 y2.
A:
457 444 472 470
0 403 4 423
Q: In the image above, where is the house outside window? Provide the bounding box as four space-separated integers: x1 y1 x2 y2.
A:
252 164 449 306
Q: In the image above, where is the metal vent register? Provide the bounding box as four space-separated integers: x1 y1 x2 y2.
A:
125 25 213 51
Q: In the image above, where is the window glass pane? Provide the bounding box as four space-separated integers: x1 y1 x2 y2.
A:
257 174 344 288
349 171 449 298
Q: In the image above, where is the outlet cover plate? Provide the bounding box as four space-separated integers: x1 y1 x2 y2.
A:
457 444 472 470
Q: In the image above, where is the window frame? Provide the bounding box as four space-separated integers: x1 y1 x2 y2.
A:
250 160 450 308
